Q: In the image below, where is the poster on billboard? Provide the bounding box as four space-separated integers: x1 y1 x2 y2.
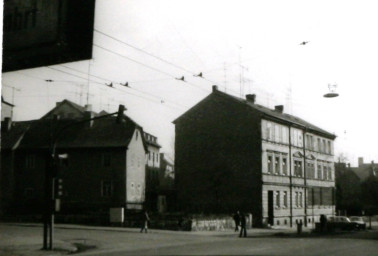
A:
2 0 96 72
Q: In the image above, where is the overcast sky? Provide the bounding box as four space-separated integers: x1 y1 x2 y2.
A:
2 0 378 166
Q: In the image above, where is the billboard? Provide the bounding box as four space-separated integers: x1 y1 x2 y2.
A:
2 0 96 72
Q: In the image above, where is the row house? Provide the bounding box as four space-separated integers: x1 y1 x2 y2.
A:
1 100 148 216
174 86 336 227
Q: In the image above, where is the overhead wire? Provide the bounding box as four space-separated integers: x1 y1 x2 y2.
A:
46 66 189 111
94 29 226 90
92 43 210 93
55 65 190 110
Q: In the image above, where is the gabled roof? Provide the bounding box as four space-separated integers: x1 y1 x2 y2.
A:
1 96 14 107
41 99 97 119
1 120 32 150
174 89 336 139
17 115 146 150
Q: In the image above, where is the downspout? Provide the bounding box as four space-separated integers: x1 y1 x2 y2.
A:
289 125 293 227
303 128 308 227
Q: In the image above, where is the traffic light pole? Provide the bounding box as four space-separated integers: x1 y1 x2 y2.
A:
43 105 125 250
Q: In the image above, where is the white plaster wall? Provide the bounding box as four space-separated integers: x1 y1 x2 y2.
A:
126 129 146 203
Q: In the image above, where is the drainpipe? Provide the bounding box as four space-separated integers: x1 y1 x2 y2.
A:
302 128 308 227
289 125 293 227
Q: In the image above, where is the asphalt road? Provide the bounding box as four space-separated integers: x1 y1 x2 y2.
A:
1 224 378 256
84 233 378 256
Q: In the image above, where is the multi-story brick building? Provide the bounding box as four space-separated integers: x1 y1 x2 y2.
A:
1 100 148 216
174 86 336 227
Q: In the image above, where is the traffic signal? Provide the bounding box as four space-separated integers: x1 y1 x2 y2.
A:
116 104 126 123
54 178 63 198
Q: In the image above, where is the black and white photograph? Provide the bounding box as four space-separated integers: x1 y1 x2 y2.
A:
1 0 378 255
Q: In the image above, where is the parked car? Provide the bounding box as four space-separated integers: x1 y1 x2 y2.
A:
327 216 358 231
349 216 366 230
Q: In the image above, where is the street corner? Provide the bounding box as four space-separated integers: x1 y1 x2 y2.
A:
0 239 81 256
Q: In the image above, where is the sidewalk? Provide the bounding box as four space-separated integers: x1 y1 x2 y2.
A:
0 222 311 256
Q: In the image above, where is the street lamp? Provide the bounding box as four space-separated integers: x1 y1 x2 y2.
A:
43 105 126 250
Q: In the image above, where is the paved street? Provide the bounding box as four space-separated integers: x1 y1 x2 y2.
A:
1 223 377 256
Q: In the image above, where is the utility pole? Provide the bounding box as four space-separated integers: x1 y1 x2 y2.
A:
43 105 126 250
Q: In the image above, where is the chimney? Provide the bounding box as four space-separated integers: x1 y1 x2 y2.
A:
274 105 284 113
358 157 364 167
3 117 12 132
212 85 218 92
246 94 256 104
85 104 92 111
83 111 94 127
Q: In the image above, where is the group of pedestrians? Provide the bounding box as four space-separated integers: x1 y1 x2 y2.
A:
233 211 248 237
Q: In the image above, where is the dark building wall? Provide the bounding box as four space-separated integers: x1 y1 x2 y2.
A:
12 150 47 214
59 148 127 213
8 148 127 214
175 94 262 216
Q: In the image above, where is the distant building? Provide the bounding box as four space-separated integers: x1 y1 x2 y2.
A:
143 132 162 211
157 153 175 213
174 86 336 227
1 100 148 216
351 157 378 181
1 96 14 121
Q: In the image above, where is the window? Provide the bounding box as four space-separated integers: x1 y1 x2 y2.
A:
266 122 272 140
274 156 280 175
327 141 332 154
294 160 303 177
317 164 322 180
25 154 36 168
274 125 279 142
328 168 332 181
283 191 288 208
267 154 273 173
295 192 299 207
317 138 321 152
306 162 315 179
136 131 138 140
275 191 280 207
101 181 113 197
299 192 303 207
298 134 303 147
322 139 326 153
282 156 288 175
102 153 111 167
323 166 328 180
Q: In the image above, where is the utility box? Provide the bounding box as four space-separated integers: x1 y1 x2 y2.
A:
110 207 124 224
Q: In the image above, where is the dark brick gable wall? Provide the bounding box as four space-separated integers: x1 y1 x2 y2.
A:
175 93 263 222
7 148 127 215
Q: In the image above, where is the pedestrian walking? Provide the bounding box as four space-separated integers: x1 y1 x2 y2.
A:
239 212 247 237
320 214 327 233
140 210 150 233
233 211 240 232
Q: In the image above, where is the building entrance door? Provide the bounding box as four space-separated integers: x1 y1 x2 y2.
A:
268 190 274 225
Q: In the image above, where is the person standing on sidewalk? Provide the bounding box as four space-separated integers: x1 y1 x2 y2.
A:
233 211 240 232
140 210 150 233
239 212 247 238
